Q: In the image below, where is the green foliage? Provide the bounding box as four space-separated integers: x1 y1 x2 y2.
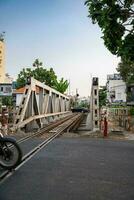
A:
16 59 57 88
16 68 33 88
117 59 134 83
129 107 134 115
33 59 43 68
16 59 68 94
53 78 69 93
44 68 57 87
85 0 134 62
99 86 107 107
1 97 13 107
78 101 89 109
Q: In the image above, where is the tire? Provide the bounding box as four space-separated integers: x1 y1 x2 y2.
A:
0 138 22 170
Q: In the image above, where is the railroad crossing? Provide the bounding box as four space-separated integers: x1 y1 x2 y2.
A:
0 77 134 200
0 136 134 200
12 76 99 132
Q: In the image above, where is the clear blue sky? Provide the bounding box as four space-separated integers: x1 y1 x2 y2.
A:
0 0 119 96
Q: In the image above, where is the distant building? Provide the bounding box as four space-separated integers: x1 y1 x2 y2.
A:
0 40 5 83
77 96 90 106
106 74 126 103
13 87 25 107
0 39 13 84
13 86 40 107
0 83 12 96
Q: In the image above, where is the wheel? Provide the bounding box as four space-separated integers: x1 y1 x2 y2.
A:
0 138 22 170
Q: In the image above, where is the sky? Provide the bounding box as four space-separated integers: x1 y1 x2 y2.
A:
0 0 119 96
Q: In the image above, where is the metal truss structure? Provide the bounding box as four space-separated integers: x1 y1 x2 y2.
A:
13 78 70 131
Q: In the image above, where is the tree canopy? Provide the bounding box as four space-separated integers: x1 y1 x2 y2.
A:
117 59 134 83
53 78 69 94
99 86 107 107
85 0 134 62
16 59 69 94
1 96 13 107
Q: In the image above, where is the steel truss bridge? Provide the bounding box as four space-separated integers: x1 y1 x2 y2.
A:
13 78 71 131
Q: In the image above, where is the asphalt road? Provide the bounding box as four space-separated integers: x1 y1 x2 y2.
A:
0 137 43 173
0 138 134 200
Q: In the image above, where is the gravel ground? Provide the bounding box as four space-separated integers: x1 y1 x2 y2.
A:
62 130 134 141
7 125 134 141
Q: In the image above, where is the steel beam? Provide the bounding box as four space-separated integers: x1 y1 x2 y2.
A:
13 78 70 131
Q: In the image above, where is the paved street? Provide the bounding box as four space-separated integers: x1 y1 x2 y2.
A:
0 138 134 200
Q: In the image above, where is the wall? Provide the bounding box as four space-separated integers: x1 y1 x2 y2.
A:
108 107 134 132
107 79 126 103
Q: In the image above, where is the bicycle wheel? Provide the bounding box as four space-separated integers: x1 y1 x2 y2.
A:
0 138 22 170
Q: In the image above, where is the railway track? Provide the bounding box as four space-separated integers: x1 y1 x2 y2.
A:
0 113 83 184
14 113 75 144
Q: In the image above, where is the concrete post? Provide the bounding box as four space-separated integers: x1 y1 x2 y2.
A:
90 77 100 131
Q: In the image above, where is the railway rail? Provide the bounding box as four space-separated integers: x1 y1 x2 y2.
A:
14 113 75 144
0 113 83 184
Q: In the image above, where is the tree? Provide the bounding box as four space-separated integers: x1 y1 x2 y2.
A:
16 59 69 94
85 0 134 62
16 59 58 88
117 59 134 83
79 100 89 109
1 97 13 107
99 86 107 107
43 68 57 87
16 68 33 88
16 65 57 88
33 59 43 68
53 78 69 93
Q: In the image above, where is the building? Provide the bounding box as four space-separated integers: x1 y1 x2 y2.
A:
0 40 5 83
0 83 12 97
0 34 13 84
13 86 40 107
78 96 90 107
106 74 126 103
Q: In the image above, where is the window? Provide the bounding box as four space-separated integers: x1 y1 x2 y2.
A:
0 59 2 64
94 99 97 105
94 89 97 96
95 121 98 126
5 86 12 93
95 109 97 114
93 78 98 86
95 109 97 117
0 50 1 54
0 87 3 92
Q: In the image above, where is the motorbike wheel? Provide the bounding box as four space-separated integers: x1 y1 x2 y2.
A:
0 138 22 170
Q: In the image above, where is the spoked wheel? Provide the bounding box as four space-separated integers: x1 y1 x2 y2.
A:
0 138 22 170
